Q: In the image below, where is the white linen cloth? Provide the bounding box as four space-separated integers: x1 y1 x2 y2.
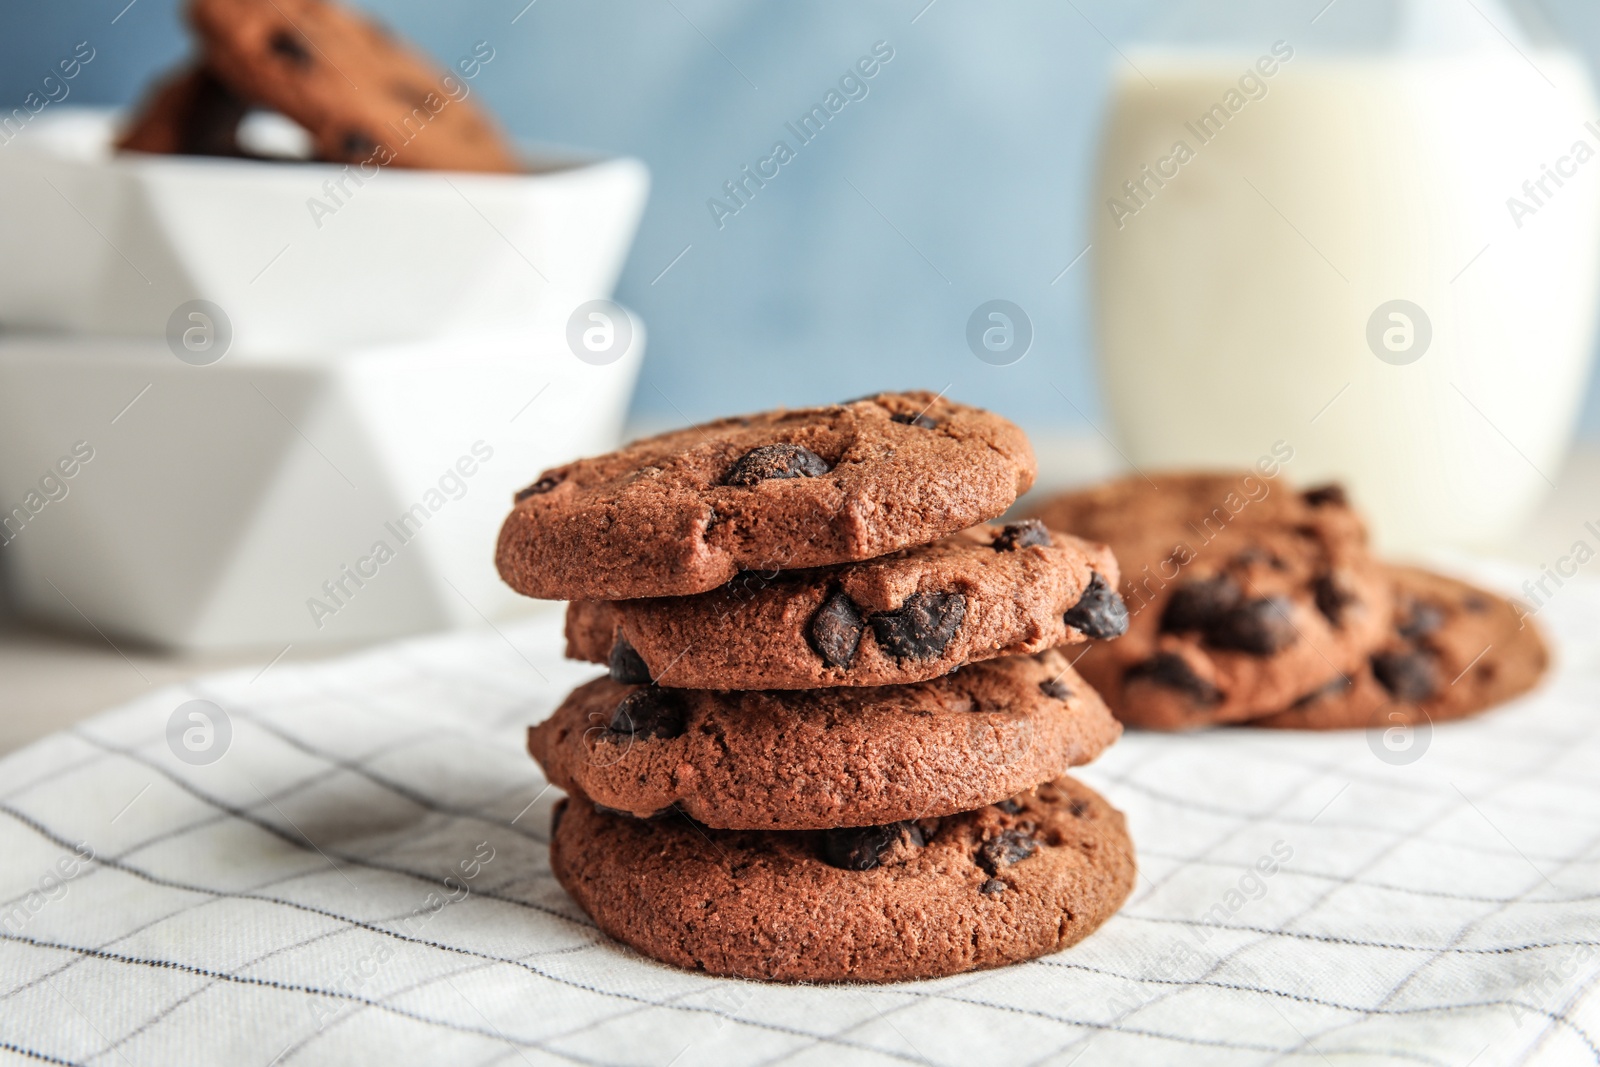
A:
1 565 1597 1067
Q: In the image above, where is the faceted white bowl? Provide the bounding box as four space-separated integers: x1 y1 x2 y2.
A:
0 108 649 353
0 318 643 650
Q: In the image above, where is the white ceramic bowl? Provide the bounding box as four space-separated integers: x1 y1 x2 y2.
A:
0 108 649 352
0 317 644 650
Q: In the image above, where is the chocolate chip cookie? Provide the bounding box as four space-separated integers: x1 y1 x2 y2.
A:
1030 473 1391 730
116 65 249 158
189 0 518 172
1249 565 1547 730
498 392 1038 601
530 650 1120 829
548 775 1135 982
563 521 1124 690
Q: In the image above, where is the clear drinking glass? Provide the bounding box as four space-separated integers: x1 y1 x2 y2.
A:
1092 0 1600 552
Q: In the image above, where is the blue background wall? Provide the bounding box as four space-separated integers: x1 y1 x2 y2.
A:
5 0 1600 438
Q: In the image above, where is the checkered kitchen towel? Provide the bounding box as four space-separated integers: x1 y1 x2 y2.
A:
2 562 1598 1067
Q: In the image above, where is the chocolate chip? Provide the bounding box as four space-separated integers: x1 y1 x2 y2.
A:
821 822 923 871
1162 575 1241 633
515 472 564 501
550 798 567 833
341 130 378 157
1206 596 1298 654
174 70 249 157
871 591 966 660
268 30 313 66
1038 678 1072 701
1397 599 1446 640
979 878 1006 895
1313 573 1357 627
1371 650 1440 702
607 687 685 740
807 590 865 669
979 828 1038 873
1290 675 1352 708
992 519 1052 552
1232 546 1283 570
608 636 651 685
994 799 1023 815
1303 484 1348 508
890 412 937 429
1063 572 1128 639
1126 653 1222 704
724 443 830 486
387 80 432 108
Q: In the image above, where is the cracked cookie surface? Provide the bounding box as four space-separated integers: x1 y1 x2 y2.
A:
497 392 1036 601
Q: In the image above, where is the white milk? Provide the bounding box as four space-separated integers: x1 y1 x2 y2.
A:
1092 47 1600 552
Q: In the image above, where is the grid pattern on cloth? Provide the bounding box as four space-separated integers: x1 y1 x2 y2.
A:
1 566 1598 1067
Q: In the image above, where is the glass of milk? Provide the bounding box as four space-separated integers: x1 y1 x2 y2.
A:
1092 0 1600 552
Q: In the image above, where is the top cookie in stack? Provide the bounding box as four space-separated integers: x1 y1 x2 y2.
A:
500 392 1139 983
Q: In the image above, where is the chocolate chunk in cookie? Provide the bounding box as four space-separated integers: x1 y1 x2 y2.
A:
979 828 1038 872
1039 678 1073 701
724 443 830 486
1313 572 1358 627
807 590 865 669
515 473 564 501
1397 599 1446 640
1063 572 1129 640
607 636 652 685
1370 649 1440 702
1162 575 1241 633
1303 484 1349 508
992 519 1052 552
607 688 685 741
1126 653 1222 705
267 29 314 66
821 822 924 871
870 591 967 660
1206 596 1297 654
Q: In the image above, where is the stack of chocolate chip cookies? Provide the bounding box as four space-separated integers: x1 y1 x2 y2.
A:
1030 472 1549 731
497 392 1138 982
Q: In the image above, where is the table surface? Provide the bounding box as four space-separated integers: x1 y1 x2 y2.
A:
3 438 1597 757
